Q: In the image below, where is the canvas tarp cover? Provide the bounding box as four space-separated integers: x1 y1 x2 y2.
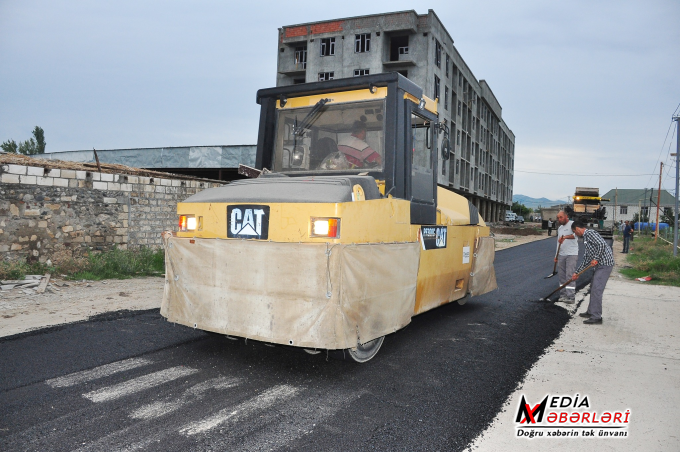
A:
161 237 421 350
468 236 497 296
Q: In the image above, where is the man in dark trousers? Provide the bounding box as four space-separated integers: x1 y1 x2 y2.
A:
571 220 615 325
547 218 554 236
622 220 632 253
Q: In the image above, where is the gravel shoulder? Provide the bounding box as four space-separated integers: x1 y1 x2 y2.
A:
0 277 163 338
492 222 552 251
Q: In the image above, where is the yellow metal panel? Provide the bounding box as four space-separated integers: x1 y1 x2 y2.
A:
435 187 486 227
177 198 415 244
403 93 438 115
277 87 388 109
413 224 491 314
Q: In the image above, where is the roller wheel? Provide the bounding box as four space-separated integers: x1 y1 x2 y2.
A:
330 336 385 363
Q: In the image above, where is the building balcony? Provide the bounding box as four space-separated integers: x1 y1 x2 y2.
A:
382 58 416 68
278 63 307 76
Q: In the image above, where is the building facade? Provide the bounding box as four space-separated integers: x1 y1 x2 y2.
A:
276 9 515 222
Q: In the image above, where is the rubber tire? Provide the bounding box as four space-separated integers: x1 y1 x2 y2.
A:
329 336 385 363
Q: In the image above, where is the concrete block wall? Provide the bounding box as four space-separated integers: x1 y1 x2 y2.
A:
0 163 221 263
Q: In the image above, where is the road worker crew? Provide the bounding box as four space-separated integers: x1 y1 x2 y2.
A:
337 121 381 168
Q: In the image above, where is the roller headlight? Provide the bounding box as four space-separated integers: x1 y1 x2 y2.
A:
310 217 340 238
179 215 196 232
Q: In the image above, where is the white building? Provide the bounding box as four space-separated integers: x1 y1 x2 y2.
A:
601 189 675 226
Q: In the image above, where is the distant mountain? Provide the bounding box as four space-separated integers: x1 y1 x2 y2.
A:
513 194 565 209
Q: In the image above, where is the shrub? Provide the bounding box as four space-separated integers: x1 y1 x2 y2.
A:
0 247 165 281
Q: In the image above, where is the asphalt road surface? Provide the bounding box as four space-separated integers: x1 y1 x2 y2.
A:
0 238 594 451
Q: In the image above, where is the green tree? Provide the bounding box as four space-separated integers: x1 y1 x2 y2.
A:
1 139 18 154
18 138 37 155
632 212 649 224
511 201 532 217
32 126 46 154
1 126 46 155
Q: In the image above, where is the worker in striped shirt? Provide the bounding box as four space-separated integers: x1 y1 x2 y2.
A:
571 220 615 325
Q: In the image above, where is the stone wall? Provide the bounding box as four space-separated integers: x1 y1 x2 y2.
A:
0 163 221 263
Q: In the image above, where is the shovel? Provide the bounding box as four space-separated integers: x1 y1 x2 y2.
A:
544 241 562 279
539 263 594 302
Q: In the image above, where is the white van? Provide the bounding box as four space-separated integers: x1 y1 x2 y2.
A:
505 211 517 222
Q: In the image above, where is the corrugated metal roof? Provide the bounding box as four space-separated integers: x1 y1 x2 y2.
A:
601 189 675 206
41 145 257 169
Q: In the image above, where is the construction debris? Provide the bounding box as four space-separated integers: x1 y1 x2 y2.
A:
36 274 51 294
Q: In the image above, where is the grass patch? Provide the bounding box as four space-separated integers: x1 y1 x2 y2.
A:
0 247 165 281
0 260 49 280
623 238 680 286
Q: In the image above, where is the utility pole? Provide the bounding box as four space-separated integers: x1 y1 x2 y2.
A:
614 188 618 228
642 188 648 236
655 163 663 241
638 199 642 235
673 115 679 256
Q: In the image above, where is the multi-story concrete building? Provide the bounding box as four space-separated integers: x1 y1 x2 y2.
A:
276 9 515 222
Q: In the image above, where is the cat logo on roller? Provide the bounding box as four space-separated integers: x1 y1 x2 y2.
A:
421 226 447 250
227 205 270 239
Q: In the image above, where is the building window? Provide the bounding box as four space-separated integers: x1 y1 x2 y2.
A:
456 159 460 174
458 100 462 116
620 206 627 215
318 72 334 81
457 129 461 145
435 40 442 68
390 35 409 61
355 33 370 53
320 38 335 57
294 46 307 69
458 72 462 87
398 70 408 78
446 54 450 78
354 69 370 76
641 206 649 216
293 78 305 84
434 75 440 100
444 86 449 110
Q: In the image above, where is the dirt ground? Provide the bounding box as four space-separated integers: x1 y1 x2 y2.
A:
0 277 164 338
491 222 552 250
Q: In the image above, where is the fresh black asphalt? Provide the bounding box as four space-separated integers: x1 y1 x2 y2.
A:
0 237 594 451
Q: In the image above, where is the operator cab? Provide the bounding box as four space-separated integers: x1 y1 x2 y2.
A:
255 72 449 224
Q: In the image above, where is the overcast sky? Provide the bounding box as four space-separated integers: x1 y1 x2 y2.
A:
1 0 679 200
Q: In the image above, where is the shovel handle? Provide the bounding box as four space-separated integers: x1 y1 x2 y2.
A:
544 263 594 300
552 241 562 273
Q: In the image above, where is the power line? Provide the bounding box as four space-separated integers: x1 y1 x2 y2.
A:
515 170 656 176
645 103 680 189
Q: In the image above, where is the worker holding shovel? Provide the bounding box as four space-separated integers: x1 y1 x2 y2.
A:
555 211 579 303
571 220 615 325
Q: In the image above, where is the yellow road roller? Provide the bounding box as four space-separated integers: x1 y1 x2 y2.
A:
162 73 497 362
